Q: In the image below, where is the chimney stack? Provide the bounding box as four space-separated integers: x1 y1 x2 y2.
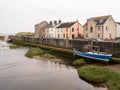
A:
58 20 62 23
54 20 57 25
50 21 52 25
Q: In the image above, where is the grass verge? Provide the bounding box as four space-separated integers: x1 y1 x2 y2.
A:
78 65 120 90
25 47 44 58
9 45 21 49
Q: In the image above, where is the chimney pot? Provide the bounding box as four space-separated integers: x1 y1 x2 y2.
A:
58 20 62 23
54 20 57 25
50 21 52 25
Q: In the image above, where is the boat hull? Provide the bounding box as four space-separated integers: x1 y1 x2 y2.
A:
73 49 112 61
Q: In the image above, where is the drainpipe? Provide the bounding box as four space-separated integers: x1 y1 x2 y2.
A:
66 27 69 48
102 26 104 40
77 21 79 38
70 27 71 39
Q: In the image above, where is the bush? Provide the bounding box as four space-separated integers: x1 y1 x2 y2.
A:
42 53 56 59
77 65 120 90
9 45 21 49
25 47 44 58
73 58 86 66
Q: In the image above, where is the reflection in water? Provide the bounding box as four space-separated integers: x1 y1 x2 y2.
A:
0 41 107 90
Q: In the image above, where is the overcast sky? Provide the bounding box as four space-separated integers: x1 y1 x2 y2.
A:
0 0 120 34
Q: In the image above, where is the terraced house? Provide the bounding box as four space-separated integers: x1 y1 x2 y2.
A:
34 21 49 38
83 15 116 40
45 20 62 38
56 21 83 39
116 22 120 39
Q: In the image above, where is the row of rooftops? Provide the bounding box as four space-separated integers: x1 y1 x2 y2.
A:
35 15 120 29
57 21 76 28
35 20 77 29
116 22 120 25
48 20 77 28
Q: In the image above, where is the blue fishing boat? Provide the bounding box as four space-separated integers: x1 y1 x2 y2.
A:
73 44 112 61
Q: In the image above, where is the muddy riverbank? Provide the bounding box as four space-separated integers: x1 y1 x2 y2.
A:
33 56 66 64
105 64 120 73
0 41 108 90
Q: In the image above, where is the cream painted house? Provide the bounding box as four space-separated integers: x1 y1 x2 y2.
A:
116 22 120 39
83 15 116 40
56 21 83 39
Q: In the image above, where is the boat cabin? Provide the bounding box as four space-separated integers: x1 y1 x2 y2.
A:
83 45 100 52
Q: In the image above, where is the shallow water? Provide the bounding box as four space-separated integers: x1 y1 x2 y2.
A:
0 41 107 90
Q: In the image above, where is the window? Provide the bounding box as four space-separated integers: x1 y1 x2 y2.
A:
72 28 74 32
89 19 92 22
42 30 44 32
99 19 104 24
63 34 65 38
66 28 68 32
86 34 88 37
109 33 111 38
98 33 100 38
98 26 101 30
72 34 75 39
58 34 60 38
106 26 108 31
66 34 68 38
90 26 93 33
86 27 88 31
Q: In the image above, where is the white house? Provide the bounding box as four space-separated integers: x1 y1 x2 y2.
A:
55 28 63 38
45 20 62 38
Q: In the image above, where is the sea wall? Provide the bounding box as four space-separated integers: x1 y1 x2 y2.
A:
10 36 120 53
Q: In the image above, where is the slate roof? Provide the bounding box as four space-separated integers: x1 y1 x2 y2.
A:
83 22 87 26
35 21 49 26
57 22 76 28
90 15 110 25
116 22 120 25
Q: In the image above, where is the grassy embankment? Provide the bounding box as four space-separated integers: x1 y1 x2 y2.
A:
9 45 21 49
77 65 120 90
25 47 44 58
72 58 120 90
25 47 56 59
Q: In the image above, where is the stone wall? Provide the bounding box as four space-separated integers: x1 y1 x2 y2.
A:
10 36 120 53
